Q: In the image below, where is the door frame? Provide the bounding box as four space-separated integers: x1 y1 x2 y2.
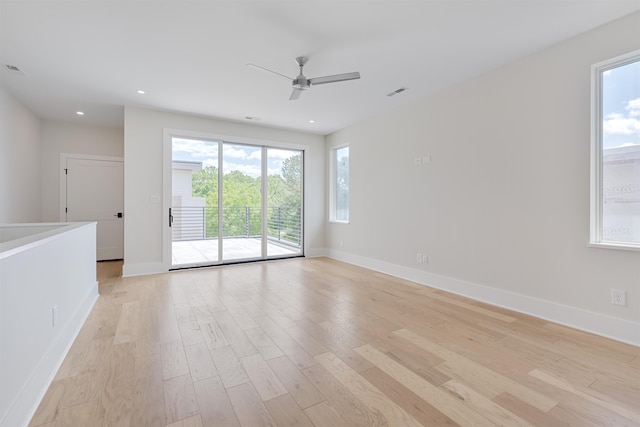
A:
59 153 125 221
162 128 307 272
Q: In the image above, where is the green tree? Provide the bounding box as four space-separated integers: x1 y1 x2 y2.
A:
192 166 218 204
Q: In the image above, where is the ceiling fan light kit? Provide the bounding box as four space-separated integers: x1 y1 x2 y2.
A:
250 56 360 101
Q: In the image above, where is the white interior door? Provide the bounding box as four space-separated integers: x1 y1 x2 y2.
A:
65 157 124 261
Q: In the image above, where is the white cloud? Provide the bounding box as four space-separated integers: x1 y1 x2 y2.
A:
604 98 640 138
626 98 640 117
202 158 218 168
223 145 248 159
172 138 218 160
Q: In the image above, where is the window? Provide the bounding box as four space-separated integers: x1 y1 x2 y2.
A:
591 51 640 250
331 146 350 222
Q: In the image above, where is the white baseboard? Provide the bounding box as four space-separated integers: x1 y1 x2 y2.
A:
304 247 327 258
122 261 164 277
326 249 640 347
1 282 99 427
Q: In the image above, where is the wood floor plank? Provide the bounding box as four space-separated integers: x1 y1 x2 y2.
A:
200 320 229 350
267 356 325 409
184 342 218 382
360 366 458 426
529 368 640 423
156 306 182 344
355 343 498 426
395 328 558 412
178 321 205 347
301 364 386 427
101 342 136 427
227 382 277 427
264 394 315 427
51 399 106 427
193 376 240 427
166 414 203 427
418 289 517 323
210 346 250 388
493 392 568 427
245 327 285 360
163 374 200 425
253 315 318 369
442 379 535 426
214 310 258 358
113 301 141 344
161 340 190 380
285 325 329 356
303 401 351 427
316 352 423 427
241 353 288 401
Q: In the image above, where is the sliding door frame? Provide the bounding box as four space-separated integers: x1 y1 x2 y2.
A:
162 128 306 272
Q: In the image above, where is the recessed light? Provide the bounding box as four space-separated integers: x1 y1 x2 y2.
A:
137 90 146 94
76 111 85 116
309 120 315 123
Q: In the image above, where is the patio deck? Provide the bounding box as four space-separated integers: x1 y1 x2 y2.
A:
172 237 300 266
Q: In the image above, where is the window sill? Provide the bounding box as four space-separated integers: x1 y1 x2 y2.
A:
329 220 350 225
588 242 640 252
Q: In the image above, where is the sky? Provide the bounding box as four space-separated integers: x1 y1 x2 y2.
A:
602 59 640 149
172 138 300 178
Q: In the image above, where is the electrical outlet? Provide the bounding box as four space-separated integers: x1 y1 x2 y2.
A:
416 252 422 263
611 289 626 306
422 254 428 264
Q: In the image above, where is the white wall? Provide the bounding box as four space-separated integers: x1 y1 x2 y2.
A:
40 121 124 221
0 86 42 223
123 107 325 276
326 12 640 344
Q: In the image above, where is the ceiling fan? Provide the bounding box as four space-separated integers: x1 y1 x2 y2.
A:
248 56 360 100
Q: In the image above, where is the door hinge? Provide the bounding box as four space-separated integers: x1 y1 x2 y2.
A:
64 168 68 175
65 207 68 213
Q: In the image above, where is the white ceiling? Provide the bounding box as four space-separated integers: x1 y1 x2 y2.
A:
1 1 639 135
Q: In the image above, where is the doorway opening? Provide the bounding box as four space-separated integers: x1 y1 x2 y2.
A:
169 137 303 268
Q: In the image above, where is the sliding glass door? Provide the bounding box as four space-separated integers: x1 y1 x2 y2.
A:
170 137 303 268
267 149 303 257
222 143 262 261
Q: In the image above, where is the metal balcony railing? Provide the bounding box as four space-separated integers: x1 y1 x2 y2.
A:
171 206 301 247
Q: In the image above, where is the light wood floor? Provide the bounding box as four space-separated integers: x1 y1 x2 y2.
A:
30 258 639 426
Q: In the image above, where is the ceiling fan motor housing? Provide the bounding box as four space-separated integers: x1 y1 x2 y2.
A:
292 76 310 90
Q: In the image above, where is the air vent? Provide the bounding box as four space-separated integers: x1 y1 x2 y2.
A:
387 87 408 97
4 64 25 75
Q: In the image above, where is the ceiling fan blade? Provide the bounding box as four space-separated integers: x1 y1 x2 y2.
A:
309 72 360 86
246 63 292 81
289 89 303 100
